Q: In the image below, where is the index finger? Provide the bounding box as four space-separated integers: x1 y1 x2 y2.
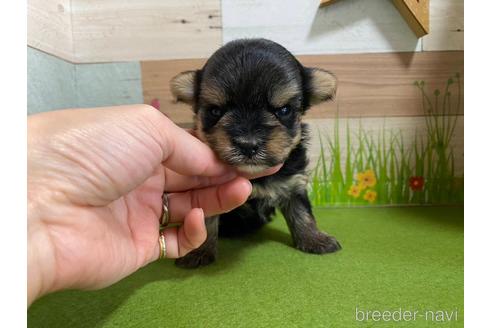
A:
149 109 231 177
163 166 237 192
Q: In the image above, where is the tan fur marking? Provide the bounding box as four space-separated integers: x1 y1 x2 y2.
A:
196 114 236 165
263 114 280 127
201 83 226 106
251 173 309 201
204 126 237 165
209 128 232 154
237 164 269 175
270 82 301 108
310 69 337 105
266 124 302 162
170 71 196 104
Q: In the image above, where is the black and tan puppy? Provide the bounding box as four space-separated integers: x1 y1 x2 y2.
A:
170 38 341 268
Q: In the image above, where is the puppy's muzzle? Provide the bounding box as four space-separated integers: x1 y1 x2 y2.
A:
233 137 260 158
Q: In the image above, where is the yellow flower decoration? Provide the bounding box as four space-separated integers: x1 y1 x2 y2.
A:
363 190 377 203
357 170 377 188
348 185 361 198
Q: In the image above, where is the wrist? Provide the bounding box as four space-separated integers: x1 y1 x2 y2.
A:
27 199 57 306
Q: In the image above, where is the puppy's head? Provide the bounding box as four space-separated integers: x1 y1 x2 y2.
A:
171 39 337 174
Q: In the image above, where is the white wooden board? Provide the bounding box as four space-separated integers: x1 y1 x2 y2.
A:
422 0 464 51
71 0 222 63
27 0 464 63
27 0 74 61
222 0 422 55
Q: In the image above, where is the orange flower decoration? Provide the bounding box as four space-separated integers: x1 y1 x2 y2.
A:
363 190 377 203
357 170 377 189
348 185 362 198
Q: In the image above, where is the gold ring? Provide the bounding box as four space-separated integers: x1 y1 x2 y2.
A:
158 232 167 259
161 193 170 226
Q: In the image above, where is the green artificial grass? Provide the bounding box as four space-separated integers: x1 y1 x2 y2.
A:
28 207 464 327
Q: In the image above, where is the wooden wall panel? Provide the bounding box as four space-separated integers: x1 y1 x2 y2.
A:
71 0 222 63
141 51 464 125
27 0 74 61
141 58 206 125
423 0 464 51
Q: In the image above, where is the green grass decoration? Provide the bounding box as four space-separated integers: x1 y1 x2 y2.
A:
309 75 463 206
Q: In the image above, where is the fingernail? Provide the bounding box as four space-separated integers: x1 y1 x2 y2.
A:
245 180 253 194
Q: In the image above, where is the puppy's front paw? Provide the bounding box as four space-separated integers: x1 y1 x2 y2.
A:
175 248 217 269
295 232 342 254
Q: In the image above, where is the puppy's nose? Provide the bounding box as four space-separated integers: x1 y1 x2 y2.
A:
234 139 259 158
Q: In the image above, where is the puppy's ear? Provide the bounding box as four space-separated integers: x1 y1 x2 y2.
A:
170 70 199 105
304 68 337 105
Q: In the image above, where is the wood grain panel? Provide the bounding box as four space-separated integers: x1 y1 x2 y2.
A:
27 0 74 61
71 0 222 63
141 58 207 125
141 51 464 125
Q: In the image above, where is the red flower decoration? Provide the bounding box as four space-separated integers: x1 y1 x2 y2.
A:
150 98 160 110
409 176 425 191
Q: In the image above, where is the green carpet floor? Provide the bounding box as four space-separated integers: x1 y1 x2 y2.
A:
28 207 463 327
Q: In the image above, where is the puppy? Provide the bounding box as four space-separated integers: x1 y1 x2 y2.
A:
170 38 341 268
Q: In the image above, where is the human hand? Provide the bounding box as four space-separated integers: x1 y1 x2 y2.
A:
27 105 281 305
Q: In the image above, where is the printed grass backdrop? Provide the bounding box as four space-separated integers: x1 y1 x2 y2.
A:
308 75 463 206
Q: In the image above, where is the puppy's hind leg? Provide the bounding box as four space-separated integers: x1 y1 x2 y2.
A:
175 215 218 269
280 190 341 254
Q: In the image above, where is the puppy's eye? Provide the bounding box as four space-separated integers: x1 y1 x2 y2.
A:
209 106 223 118
275 106 291 117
